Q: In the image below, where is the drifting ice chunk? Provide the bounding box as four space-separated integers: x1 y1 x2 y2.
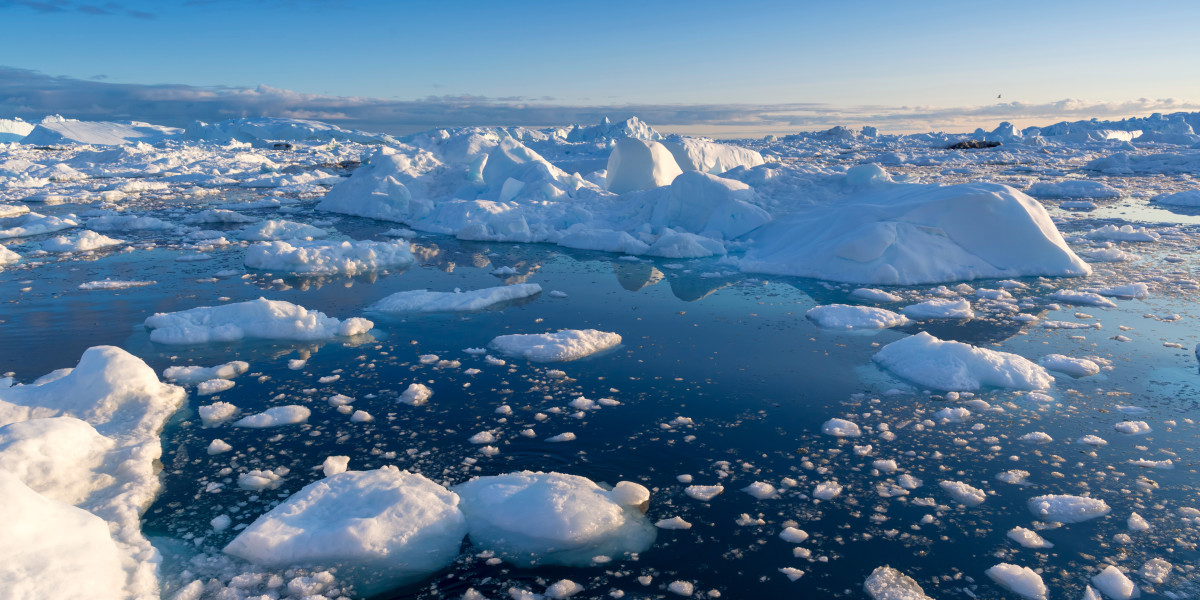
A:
939 480 987 506
685 485 724 501
986 563 1048 600
0 472 125 600
740 182 1091 285
1113 421 1151 435
1027 494 1110 523
1091 566 1139 600
605 138 684 194
244 239 415 275
1038 354 1100 378
490 329 621 362
863 566 933 600
163 360 250 385
144 298 372 344
233 405 310 428
0 212 80 240
224 466 467 596
368 284 542 313
852 288 903 303
1086 224 1159 242
873 332 1053 391
807 305 908 329
822 418 862 437
235 219 327 241
41 230 124 253
399 383 433 406
452 471 656 567
1007 527 1054 549
1026 180 1119 199
1048 290 1117 308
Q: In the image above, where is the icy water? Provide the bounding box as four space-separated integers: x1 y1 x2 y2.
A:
3 203 1198 599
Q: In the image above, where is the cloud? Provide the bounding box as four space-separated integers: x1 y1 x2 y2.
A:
0 66 1196 137
1 0 154 18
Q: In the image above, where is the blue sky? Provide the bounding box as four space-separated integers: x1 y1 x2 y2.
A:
2 0 1199 135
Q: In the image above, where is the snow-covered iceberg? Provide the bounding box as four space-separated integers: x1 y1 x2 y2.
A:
143 298 373 344
244 239 415 275
368 283 542 313
452 471 655 567
224 466 467 596
490 329 621 362
873 331 1053 391
740 180 1091 284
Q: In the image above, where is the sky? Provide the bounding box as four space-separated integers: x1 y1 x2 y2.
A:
2 0 1199 137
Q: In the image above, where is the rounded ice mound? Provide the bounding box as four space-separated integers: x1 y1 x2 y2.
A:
223 466 467 596
0 416 115 505
873 332 1053 391
452 471 657 567
864 566 933 600
740 182 1092 285
144 297 373 344
806 304 908 329
244 239 416 275
490 329 621 362
0 471 126 600
1027 494 1110 523
605 138 684 194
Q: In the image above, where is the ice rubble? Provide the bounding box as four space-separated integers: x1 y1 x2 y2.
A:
490 329 622 362
244 239 415 275
224 467 467 596
143 298 373 344
368 283 542 313
452 471 655 567
873 332 1053 391
740 180 1091 284
0 346 185 600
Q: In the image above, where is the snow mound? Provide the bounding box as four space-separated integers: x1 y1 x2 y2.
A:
806 304 908 329
986 563 1047 600
235 219 327 241
20 115 180 146
41 230 124 253
873 332 1053 391
224 466 467 596
1039 354 1100 378
740 182 1090 284
452 471 655 567
143 297 373 344
661 137 765 175
244 239 415 275
605 138 684 194
0 212 79 239
0 346 185 599
864 566 933 600
369 283 542 313
1027 494 1110 523
490 329 621 362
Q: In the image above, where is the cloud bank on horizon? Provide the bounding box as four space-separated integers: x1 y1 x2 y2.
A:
3 66 1199 138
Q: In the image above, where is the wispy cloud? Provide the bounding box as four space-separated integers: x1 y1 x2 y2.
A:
1 66 1196 137
0 0 154 18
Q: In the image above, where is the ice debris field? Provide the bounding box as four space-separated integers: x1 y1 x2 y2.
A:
1 112 1200 599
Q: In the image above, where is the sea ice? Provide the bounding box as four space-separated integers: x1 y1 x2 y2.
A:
490 329 621 362
144 297 373 344
873 332 1053 391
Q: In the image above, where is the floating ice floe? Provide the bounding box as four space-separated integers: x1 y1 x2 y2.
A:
806 304 908 329
369 283 542 313
143 297 372 344
0 212 79 239
244 239 415 275
1086 224 1159 242
163 360 249 385
1007 526 1054 549
452 471 655 567
0 346 185 599
901 298 974 319
1026 180 1120 199
41 230 124 253
490 329 621 362
1038 354 1100 378
739 180 1091 284
1091 566 1139 600
873 332 1053 391
822 418 862 437
224 466 467 596
939 480 987 506
235 219 327 241
1047 289 1117 308
1152 189 1200 206
233 405 311 428
1027 494 1110 523
986 563 1048 600
863 566 933 600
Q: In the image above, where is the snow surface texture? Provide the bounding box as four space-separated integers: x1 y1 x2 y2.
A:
490 329 621 362
368 283 542 313
863 566 933 600
452 471 655 567
740 177 1090 284
873 332 1053 391
0 346 185 600
143 298 373 344
244 239 415 275
224 467 467 596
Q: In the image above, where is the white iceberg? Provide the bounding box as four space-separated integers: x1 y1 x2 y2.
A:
143 297 373 344
244 239 415 275
369 283 542 313
490 329 621 362
873 332 1053 391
